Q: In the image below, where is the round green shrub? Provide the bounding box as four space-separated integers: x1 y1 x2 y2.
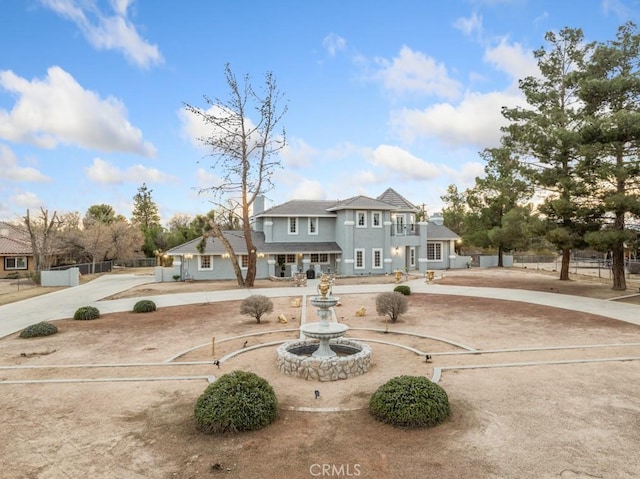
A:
73 306 100 321
195 370 278 434
369 375 450 428
393 285 411 295
133 299 156 313
19 321 58 338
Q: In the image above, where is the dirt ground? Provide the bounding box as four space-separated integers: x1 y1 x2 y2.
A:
1 268 640 478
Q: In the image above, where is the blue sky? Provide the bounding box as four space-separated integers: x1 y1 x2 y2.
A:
1 0 639 224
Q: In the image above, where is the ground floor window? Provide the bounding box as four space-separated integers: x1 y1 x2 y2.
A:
5 256 27 270
199 255 212 270
410 247 416 267
310 253 329 263
240 255 249 268
372 248 383 269
427 243 443 261
355 249 365 269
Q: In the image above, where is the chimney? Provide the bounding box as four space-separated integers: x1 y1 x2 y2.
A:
253 195 265 216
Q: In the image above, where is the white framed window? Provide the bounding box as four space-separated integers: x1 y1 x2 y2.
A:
395 214 405 234
427 243 443 261
410 247 416 267
355 248 365 269
308 217 318 235
240 255 249 268
310 253 328 263
356 211 366 228
372 248 383 269
4 257 27 270
288 217 298 234
372 211 382 228
199 255 213 271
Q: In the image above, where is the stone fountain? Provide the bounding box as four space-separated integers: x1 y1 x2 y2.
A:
276 274 371 381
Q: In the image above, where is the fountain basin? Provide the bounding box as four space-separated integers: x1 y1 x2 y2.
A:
276 338 372 382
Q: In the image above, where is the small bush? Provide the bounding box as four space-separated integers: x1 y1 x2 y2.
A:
194 371 278 434
393 285 411 295
240 295 273 323
375 291 409 323
5 272 19 280
19 321 58 338
73 306 100 320
133 299 156 313
369 375 450 428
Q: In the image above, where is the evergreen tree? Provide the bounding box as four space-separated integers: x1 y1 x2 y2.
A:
131 183 162 257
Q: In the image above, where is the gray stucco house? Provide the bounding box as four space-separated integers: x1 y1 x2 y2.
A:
167 188 466 281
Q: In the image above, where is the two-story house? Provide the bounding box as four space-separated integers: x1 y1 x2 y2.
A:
167 188 466 281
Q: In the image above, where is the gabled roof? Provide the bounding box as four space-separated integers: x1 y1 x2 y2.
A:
258 200 337 217
326 195 397 212
377 188 417 211
427 222 460 240
167 231 342 255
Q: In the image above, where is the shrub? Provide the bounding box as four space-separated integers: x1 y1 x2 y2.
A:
393 285 411 295
369 375 450 428
73 306 100 320
194 371 278 434
375 291 409 323
19 321 58 338
133 299 156 313
240 295 273 323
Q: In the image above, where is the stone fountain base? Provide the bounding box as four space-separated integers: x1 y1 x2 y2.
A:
276 338 371 381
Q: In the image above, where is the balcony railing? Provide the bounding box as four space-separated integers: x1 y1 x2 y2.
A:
390 224 420 237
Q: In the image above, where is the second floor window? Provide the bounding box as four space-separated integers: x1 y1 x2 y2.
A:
395 215 405 234
372 211 381 227
308 217 318 234
289 217 298 234
356 211 366 228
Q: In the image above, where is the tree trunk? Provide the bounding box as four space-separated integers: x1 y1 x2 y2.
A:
497 246 504 267
209 222 245 287
612 245 627 291
559 248 571 281
243 220 256 288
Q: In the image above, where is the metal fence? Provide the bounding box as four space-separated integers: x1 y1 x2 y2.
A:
113 258 157 268
50 261 113 275
512 255 640 279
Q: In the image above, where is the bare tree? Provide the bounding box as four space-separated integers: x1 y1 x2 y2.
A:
185 64 287 287
24 208 60 272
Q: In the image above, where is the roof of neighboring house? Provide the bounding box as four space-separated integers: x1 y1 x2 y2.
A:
168 231 342 255
377 188 417 210
258 200 337 217
0 236 32 255
326 195 397 212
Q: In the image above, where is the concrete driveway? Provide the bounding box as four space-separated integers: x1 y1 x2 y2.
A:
0 273 154 338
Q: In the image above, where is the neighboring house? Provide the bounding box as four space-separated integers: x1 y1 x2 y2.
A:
168 188 467 281
0 222 34 275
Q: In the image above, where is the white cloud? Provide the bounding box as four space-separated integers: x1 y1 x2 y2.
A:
0 67 156 156
280 138 318 168
374 46 462 100
484 38 538 83
195 167 224 190
391 90 524 148
322 33 346 57
601 0 632 18
289 178 327 200
11 191 43 209
367 145 440 181
86 158 175 184
453 12 483 39
39 0 163 68
0 144 51 182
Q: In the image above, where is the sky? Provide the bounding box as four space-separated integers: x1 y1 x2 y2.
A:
1 0 639 225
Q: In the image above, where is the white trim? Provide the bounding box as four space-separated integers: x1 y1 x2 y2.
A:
409 247 416 268
427 242 443 261
4 256 27 270
308 217 318 235
354 248 365 269
288 217 299 235
371 211 382 228
198 255 213 271
372 248 383 269
344 220 355 226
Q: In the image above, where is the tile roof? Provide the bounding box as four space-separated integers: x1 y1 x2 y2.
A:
168 231 341 255
377 188 417 210
326 195 397 211
258 200 337 217
0 236 32 255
